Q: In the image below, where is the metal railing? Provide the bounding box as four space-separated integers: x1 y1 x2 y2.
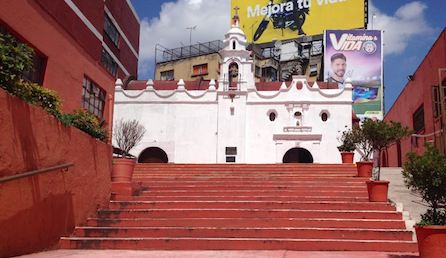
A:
0 163 74 184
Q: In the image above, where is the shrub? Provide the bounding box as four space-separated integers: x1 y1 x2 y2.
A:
60 109 109 142
403 142 446 225
1 32 108 142
337 129 357 152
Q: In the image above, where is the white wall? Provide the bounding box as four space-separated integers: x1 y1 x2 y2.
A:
113 77 353 164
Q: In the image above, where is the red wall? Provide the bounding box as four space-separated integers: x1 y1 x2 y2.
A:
384 29 446 167
0 91 113 257
0 0 117 115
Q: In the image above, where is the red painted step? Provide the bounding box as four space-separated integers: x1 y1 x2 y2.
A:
108 200 398 211
60 164 418 252
73 226 413 241
85 217 408 229
60 237 417 252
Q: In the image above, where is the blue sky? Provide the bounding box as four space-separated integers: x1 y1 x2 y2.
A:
130 0 445 113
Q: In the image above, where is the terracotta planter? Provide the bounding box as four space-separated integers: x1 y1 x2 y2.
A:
111 158 136 182
340 152 354 163
415 225 446 258
366 180 389 202
356 161 373 177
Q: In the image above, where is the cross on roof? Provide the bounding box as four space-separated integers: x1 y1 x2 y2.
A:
233 6 240 16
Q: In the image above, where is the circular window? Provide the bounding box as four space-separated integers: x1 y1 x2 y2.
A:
321 112 328 122
294 111 302 117
269 112 276 121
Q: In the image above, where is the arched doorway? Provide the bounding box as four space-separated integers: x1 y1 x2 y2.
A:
138 147 168 163
283 148 313 163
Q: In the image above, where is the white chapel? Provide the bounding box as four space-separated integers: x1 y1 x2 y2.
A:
112 12 355 164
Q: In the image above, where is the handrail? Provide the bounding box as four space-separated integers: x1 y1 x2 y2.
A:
0 163 74 184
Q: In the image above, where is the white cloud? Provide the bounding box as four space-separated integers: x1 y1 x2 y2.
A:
138 0 435 79
138 0 231 79
369 1 433 55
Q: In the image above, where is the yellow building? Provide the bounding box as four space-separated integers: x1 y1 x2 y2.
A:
154 38 323 83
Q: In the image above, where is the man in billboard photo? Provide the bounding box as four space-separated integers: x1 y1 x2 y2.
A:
329 53 347 89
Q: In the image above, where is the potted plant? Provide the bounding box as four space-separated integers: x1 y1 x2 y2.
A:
111 118 146 182
403 142 446 258
354 119 412 202
337 129 356 163
352 122 374 177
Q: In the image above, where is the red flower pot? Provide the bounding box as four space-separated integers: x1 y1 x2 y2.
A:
356 161 373 177
366 180 389 202
111 158 136 182
415 225 446 258
341 152 354 163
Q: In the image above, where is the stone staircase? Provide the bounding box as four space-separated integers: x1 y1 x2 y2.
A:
60 163 418 252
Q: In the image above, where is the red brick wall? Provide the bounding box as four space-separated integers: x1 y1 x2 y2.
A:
384 29 446 167
0 91 112 257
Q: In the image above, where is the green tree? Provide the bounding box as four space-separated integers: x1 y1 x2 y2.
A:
355 119 413 180
403 143 446 225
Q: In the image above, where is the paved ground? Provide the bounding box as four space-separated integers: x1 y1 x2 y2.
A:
380 167 428 224
17 167 426 258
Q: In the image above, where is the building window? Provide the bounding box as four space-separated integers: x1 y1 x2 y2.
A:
413 105 425 134
269 112 276 122
193 64 208 76
262 67 277 81
255 66 261 77
101 48 118 76
0 24 44 84
103 14 119 46
160 70 174 81
309 64 318 77
82 77 106 118
432 85 446 119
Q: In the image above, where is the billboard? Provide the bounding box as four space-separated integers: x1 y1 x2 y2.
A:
324 29 383 120
231 0 365 44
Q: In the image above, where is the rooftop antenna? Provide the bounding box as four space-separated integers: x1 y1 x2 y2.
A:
186 26 196 46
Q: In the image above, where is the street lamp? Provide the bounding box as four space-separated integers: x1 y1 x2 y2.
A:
371 14 377 30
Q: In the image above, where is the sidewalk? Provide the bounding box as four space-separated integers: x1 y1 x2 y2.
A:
16 167 424 258
380 167 428 223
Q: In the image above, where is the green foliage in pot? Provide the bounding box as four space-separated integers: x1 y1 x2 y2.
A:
403 142 446 226
60 109 109 142
354 118 412 179
113 118 146 158
337 129 357 152
1 33 109 142
352 123 373 162
1 33 61 116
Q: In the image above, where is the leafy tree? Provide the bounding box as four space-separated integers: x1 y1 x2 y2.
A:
403 143 446 225
355 119 413 180
337 129 357 152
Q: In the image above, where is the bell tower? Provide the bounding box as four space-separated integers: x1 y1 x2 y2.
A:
218 6 255 91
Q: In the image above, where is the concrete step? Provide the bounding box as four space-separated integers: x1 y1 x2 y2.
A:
85 217 409 229
137 189 369 197
113 195 370 202
60 237 418 252
136 180 368 186
108 201 397 211
139 185 367 192
97 209 403 220
60 163 416 252
73 226 414 241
